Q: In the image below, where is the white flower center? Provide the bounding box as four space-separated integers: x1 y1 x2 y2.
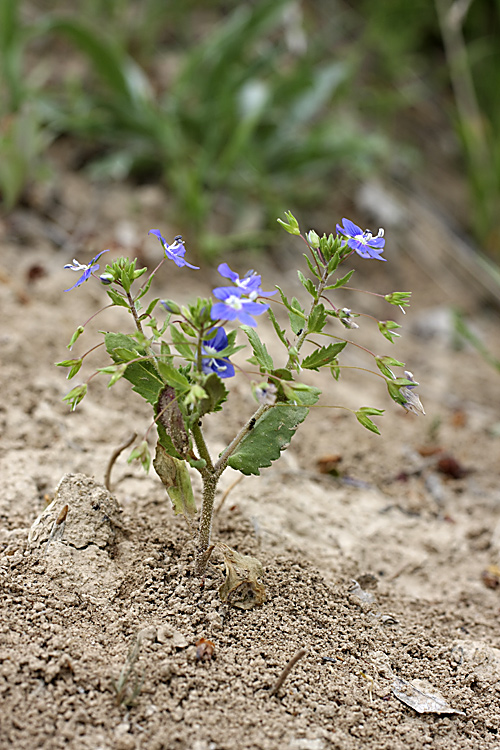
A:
226 295 243 311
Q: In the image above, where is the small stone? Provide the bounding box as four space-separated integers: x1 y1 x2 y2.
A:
137 626 156 643
206 611 223 630
157 625 173 643
171 631 189 649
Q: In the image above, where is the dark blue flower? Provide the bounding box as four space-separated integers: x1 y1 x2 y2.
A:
336 218 386 261
64 249 110 291
211 287 269 327
148 230 199 269
201 327 235 378
217 263 276 299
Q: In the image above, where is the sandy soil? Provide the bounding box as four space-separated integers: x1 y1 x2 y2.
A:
1 170 500 749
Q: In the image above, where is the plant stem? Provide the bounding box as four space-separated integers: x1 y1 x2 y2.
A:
126 290 144 334
195 473 218 576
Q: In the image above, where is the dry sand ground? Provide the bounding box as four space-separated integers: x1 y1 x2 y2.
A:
1 174 500 749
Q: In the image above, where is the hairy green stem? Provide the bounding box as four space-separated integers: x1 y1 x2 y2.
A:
195 473 218 576
194 266 330 575
126 290 144 335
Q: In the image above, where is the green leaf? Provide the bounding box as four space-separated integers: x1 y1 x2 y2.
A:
106 288 129 308
138 296 159 321
267 307 288 348
308 303 327 333
198 373 229 416
105 331 164 405
135 274 154 301
302 342 346 370
324 268 354 290
326 250 341 275
241 325 274 371
227 404 309 475
170 325 194 359
303 253 321 279
153 444 197 518
156 361 190 390
275 287 306 334
297 270 317 299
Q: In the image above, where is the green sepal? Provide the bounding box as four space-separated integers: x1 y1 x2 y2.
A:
56 358 83 379
227 404 309 476
67 326 85 350
153 444 197 518
99 363 127 386
378 320 402 343
386 377 416 405
324 268 355 290
62 384 87 411
302 341 346 371
355 407 384 435
128 440 151 473
375 356 405 379
330 362 340 380
106 288 129 308
241 325 274 371
277 211 300 235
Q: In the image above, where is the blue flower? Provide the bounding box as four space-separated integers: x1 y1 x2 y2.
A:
211 287 269 327
336 218 386 261
201 327 235 379
64 249 110 291
148 230 199 269
217 263 276 299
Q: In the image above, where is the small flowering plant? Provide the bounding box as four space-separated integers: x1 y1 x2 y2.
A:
57 213 423 608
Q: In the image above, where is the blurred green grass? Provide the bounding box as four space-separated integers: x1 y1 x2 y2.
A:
1 0 499 256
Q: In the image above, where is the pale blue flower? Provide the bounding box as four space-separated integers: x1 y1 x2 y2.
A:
217 263 276 300
148 230 199 269
211 287 269 327
64 249 110 291
336 218 386 261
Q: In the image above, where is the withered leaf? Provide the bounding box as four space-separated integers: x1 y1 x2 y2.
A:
153 443 197 518
217 543 265 610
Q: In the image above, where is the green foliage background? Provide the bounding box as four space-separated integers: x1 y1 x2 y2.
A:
1 0 499 254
